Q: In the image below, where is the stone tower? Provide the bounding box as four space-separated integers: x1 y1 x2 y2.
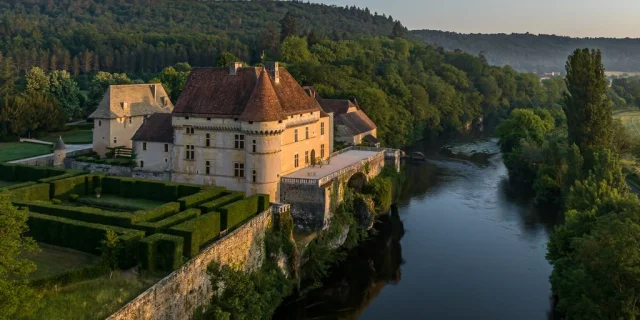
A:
240 68 285 201
53 136 66 167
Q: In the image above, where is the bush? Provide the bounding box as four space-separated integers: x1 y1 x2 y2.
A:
37 170 86 183
29 263 109 289
0 163 16 180
51 175 90 198
52 199 62 204
0 181 36 191
178 184 203 198
219 194 266 231
138 234 184 272
8 183 50 202
134 208 201 235
26 212 144 268
178 187 226 211
69 194 80 201
16 201 134 227
168 211 221 258
131 202 181 224
198 192 244 213
135 180 174 201
363 176 393 211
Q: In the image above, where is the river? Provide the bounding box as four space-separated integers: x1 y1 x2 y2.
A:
274 140 561 320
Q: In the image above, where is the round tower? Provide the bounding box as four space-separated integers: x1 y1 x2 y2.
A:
53 136 66 167
240 68 286 201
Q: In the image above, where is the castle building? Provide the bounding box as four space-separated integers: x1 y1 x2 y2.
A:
132 62 333 201
89 84 173 156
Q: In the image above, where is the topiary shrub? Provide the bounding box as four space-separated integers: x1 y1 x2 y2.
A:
138 233 184 272
69 194 80 202
131 202 181 224
198 192 244 214
219 194 265 231
167 210 221 257
177 187 226 211
8 183 50 202
134 209 201 235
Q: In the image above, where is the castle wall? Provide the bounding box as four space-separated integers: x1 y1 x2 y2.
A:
93 116 145 156
133 141 172 172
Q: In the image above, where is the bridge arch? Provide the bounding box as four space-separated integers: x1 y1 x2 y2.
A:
347 171 367 192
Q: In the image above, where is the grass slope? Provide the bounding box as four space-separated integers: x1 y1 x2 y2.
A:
0 142 52 163
41 130 93 145
24 243 98 280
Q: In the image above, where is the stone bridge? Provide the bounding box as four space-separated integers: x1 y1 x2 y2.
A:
280 147 400 232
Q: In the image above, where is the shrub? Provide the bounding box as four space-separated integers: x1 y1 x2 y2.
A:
101 177 120 194
219 194 266 231
131 202 181 223
29 263 109 289
52 199 62 204
134 209 201 235
363 176 393 211
138 234 184 272
37 170 86 183
198 192 244 213
168 211 221 258
16 201 134 227
69 194 80 201
0 181 36 191
0 163 16 181
51 175 90 198
178 187 226 211
77 197 144 212
178 184 202 198
26 212 144 268
8 183 50 202
135 180 174 201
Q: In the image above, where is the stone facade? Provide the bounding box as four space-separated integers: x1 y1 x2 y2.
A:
107 209 272 320
133 141 173 173
93 116 146 156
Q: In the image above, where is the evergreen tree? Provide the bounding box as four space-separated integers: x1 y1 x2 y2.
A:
564 49 612 153
391 21 407 38
280 12 298 41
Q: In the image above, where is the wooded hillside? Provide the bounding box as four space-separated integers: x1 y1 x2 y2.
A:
411 30 640 73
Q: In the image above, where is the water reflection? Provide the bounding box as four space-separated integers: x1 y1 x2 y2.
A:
276 141 558 320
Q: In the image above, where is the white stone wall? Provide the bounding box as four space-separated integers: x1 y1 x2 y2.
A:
134 141 172 172
106 210 272 320
93 116 145 156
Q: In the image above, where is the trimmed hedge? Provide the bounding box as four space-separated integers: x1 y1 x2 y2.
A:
131 202 181 224
0 164 15 180
178 184 202 198
134 208 201 235
0 181 36 191
8 183 51 202
36 170 86 183
16 201 134 227
138 234 184 272
198 192 244 214
100 177 199 201
51 175 90 198
0 163 69 182
178 187 226 211
168 210 221 258
76 197 144 212
220 194 267 231
27 212 144 268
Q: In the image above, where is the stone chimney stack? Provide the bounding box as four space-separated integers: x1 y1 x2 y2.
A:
265 61 280 84
121 102 130 114
150 84 157 99
229 62 243 75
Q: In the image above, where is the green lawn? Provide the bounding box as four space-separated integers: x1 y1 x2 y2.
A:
0 142 52 163
78 194 165 211
41 130 93 144
24 243 99 280
26 272 162 320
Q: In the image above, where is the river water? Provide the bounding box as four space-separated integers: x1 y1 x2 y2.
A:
274 140 560 320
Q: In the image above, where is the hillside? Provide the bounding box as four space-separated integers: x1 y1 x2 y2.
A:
411 30 640 73
0 0 398 74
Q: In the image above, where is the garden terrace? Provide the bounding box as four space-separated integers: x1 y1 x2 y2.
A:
5 166 272 275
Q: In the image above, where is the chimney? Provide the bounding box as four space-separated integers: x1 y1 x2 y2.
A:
229 62 243 76
265 61 280 84
121 102 130 114
150 84 157 99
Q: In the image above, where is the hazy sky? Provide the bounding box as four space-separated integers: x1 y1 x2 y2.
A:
316 0 640 38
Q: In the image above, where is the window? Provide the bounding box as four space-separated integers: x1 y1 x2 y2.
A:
252 140 256 153
205 161 211 175
164 144 169 152
165 158 168 163
321 122 325 135
142 142 147 151
294 154 299 168
252 170 257 183
294 129 298 142
185 145 195 160
234 134 245 149
206 134 211 147
321 144 325 158
305 151 309 164
129 117 132 124
113 137 117 144
207 117 211 121
140 161 144 168
305 127 309 139
98 120 102 127
185 116 189 120
234 163 245 178
185 127 195 135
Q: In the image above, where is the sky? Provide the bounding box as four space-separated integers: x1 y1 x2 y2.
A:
315 0 640 38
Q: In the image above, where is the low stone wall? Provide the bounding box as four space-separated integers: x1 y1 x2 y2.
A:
10 148 92 166
280 183 328 232
70 160 133 177
107 209 272 320
132 169 171 182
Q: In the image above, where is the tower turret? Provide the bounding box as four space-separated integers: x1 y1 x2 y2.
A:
53 136 66 167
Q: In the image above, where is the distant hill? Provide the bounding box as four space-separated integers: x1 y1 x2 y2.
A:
0 0 398 73
411 30 640 73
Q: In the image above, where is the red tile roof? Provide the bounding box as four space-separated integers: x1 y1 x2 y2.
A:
174 66 322 121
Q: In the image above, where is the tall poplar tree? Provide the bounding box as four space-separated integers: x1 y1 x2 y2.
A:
564 49 612 153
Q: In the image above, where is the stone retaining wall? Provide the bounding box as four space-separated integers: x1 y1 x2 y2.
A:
107 209 272 320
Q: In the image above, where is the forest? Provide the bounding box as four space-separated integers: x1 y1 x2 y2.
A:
412 30 640 73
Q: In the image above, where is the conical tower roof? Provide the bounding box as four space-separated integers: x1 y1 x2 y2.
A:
240 68 284 122
54 136 66 151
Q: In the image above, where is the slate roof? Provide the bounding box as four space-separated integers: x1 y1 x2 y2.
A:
88 84 173 119
362 134 380 145
54 136 66 150
174 67 322 120
240 69 284 122
131 113 174 143
335 110 377 136
317 99 357 116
